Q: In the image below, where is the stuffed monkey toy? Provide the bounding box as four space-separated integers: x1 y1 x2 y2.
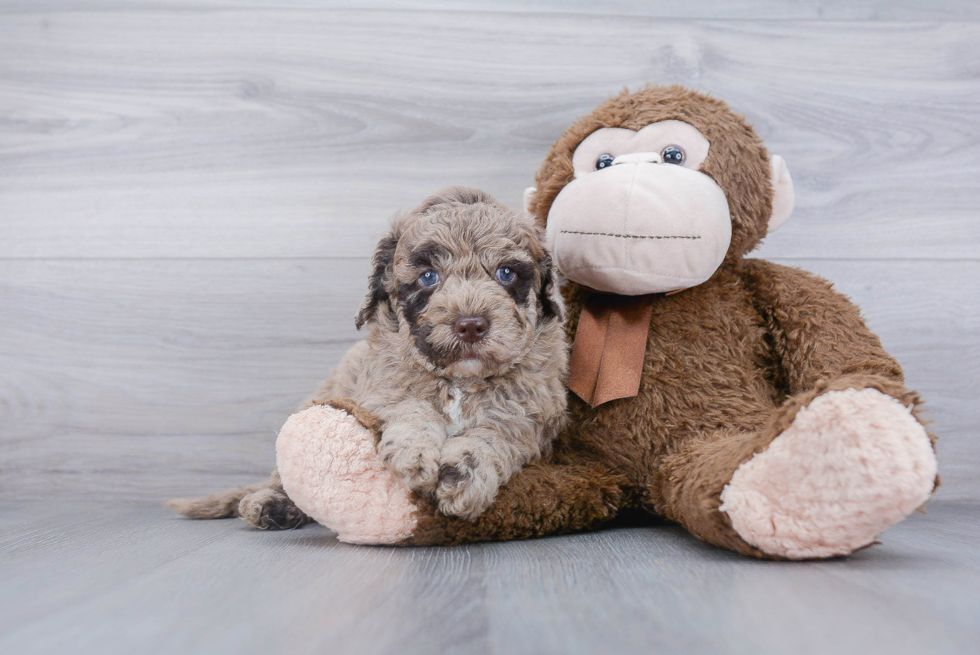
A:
260 86 939 559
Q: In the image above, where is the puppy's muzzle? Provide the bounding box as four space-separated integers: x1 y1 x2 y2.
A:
454 316 488 343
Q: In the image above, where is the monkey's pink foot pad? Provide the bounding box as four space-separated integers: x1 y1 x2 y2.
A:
277 405 418 544
720 388 937 559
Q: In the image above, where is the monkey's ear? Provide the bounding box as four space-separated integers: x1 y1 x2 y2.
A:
355 225 401 330
523 187 537 214
537 255 565 322
768 155 795 233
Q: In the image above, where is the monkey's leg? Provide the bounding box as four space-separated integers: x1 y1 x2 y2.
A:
658 377 937 560
167 470 313 530
277 403 628 546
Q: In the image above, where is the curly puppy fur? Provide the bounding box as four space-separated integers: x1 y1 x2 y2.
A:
169 186 568 524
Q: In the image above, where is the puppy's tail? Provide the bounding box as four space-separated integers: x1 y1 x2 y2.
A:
166 471 281 519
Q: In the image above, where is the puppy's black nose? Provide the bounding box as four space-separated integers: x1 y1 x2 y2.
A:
454 316 488 343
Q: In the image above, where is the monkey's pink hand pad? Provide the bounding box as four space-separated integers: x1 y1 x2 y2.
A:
720 388 937 559
276 405 418 544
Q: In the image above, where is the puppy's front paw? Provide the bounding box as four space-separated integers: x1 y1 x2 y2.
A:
378 423 443 492
436 439 501 520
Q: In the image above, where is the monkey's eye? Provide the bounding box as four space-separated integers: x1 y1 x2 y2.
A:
418 270 440 287
495 267 516 284
595 153 615 170
662 145 685 165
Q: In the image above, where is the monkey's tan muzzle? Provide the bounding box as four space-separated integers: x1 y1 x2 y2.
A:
545 161 732 296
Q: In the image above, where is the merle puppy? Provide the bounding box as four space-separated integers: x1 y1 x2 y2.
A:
169 186 568 526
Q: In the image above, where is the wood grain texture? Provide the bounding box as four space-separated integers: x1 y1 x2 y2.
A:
1 11 978 259
0 500 978 655
1 258 976 499
0 11 976 495
3 1 979 20
0 258 369 497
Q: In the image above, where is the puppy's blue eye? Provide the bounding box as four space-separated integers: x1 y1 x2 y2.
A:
419 270 440 287
495 267 516 284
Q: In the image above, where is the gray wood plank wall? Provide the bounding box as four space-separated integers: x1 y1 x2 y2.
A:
1 2 978 501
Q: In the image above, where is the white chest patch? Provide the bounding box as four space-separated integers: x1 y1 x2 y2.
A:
443 386 465 438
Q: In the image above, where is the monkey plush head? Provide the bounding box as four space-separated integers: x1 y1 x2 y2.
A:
525 85 795 296
525 85 796 406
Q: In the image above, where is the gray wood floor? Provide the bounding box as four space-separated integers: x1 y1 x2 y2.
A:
1 501 978 655
2 2 979 653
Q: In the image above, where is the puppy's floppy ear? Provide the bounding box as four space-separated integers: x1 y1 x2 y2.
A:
355 222 401 330
537 255 564 322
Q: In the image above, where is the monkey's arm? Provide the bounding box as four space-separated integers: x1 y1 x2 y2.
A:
742 259 905 395
406 459 628 546
273 399 628 545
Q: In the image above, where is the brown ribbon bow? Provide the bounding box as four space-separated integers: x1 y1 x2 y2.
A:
566 293 655 408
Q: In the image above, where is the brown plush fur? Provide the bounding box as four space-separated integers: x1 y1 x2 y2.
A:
400 86 937 554
170 187 568 523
